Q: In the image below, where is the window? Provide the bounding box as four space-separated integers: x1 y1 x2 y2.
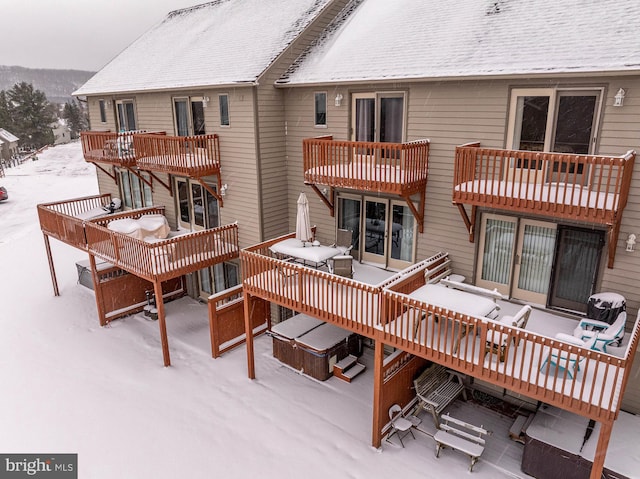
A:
507 88 602 154
174 97 206 137
115 100 137 131
351 92 405 143
219 94 229 126
476 213 603 311
175 177 219 231
314 92 327 126
337 193 415 270
98 100 107 123
118 169 152 209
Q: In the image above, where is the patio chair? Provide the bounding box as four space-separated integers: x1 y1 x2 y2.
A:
573 311 626 352
539 332 599 379
485 305 532 361
335 228 353 254
331 255 353 279
386 404 418 447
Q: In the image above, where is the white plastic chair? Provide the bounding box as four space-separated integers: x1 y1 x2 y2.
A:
573 311 626 352
539 333 599 379
485 305 532 361
387 404 416 447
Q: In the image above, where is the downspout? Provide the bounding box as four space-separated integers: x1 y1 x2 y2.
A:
252 85 266 241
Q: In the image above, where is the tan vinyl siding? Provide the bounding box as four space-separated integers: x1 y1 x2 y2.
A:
254 0 352 242
283 75 640 413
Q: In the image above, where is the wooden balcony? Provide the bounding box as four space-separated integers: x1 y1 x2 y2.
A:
84 221 239 283
452 143 635 266
80 131 155 168
241 245 639 424
133 133 221 178
37 194 115 249
303 136 430 230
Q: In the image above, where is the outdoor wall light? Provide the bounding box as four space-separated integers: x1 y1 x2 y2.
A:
614 88 625 107
626 233 636 252
202 97 210 107
334 93 343 107
220 184 228 196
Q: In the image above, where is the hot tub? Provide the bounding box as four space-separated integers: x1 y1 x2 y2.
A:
295 323 361 381
270 314 324 370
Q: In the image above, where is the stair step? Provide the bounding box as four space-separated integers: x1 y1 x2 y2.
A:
334 354 358 372
342 362 366 379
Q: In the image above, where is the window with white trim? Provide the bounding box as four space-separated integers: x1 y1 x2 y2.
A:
98 100 107 123
507 87 602 154
118 169 152 209
219 94 229 126
115 99 137 132
314 92 327 126
173 96 206 137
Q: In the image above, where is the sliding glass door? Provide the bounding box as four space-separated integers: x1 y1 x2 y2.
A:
476 214 602 310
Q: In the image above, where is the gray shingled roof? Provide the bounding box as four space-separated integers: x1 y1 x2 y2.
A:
279 0 640 85
74 0 332 96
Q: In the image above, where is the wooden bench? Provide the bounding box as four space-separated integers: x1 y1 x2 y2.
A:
414 363 467 427
434 414 489 472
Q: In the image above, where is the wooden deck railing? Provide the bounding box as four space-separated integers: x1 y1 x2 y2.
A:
452 144 635 225
133 133 221 177
303 136 429 195
85 222 239 283
241 240 638 423
80 131 161 167
37 194 113 248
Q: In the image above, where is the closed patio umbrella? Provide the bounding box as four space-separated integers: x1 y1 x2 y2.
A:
296 192 312 243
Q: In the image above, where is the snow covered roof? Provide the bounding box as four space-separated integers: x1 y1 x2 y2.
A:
279 0 640 85
74 0 332 96
0 128 19 143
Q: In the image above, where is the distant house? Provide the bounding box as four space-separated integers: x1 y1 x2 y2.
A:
51 120 71 145
0 128 19 161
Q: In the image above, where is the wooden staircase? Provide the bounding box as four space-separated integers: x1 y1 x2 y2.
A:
333 354 366 382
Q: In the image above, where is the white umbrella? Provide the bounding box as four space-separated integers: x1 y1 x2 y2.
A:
296 192 312 243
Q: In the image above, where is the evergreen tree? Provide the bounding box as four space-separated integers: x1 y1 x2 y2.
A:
0 91 10 128
6 82 56 148
62 99 88 139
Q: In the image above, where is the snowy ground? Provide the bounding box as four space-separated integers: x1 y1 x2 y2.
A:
0 142 635 479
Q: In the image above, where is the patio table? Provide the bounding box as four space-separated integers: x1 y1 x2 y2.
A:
269 238 342 269
408 283 499 352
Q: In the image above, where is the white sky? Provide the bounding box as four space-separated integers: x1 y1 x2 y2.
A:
0 0 202 71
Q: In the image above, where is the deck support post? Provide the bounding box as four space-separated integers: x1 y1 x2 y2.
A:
589 419 613 479
89 253 107 326
154 280 171 367
371 339 385 448
244 291 256 379
42 233 59 296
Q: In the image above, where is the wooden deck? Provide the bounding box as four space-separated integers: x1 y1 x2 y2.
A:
241 244 640 425
302 136 429 231
133 133 221 178
452 143 635 266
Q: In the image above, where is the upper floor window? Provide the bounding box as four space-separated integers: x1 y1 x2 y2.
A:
219 94 229 126
98 100 107 123
507 88 602 154
351 92 405 143
314 92 327 126
174 97 206 137
115 100 137 132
